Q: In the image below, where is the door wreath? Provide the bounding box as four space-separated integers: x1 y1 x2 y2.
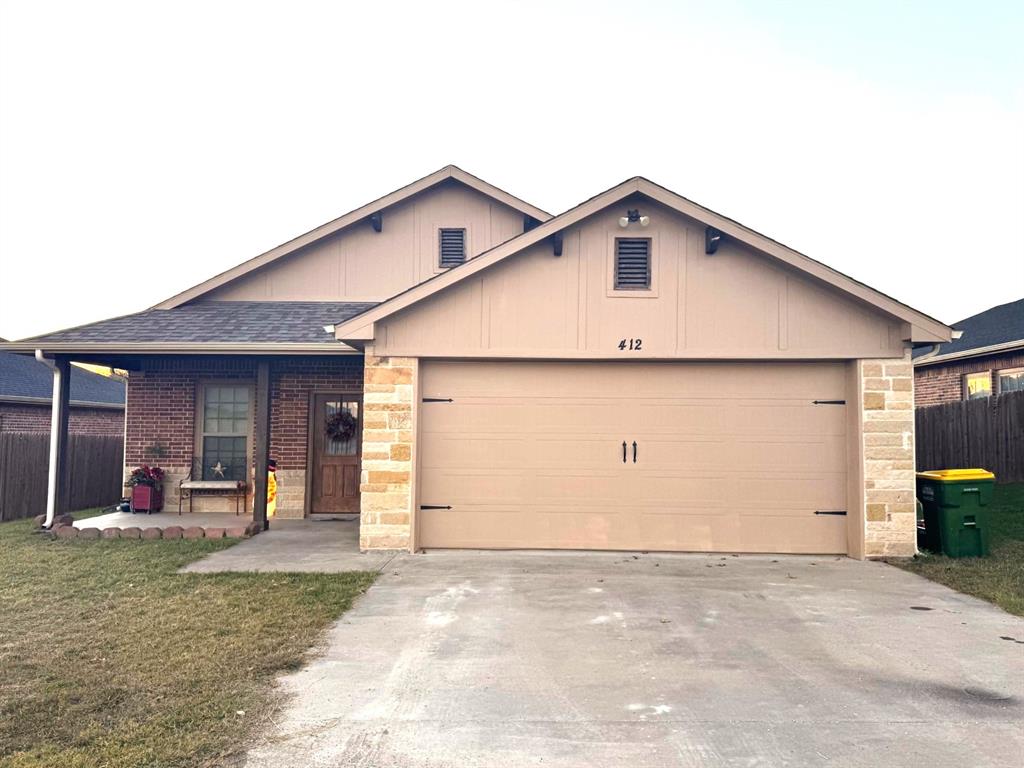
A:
325 409 358 443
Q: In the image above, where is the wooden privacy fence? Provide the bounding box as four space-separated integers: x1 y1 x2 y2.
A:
0 433 124 521
915 389 1024 483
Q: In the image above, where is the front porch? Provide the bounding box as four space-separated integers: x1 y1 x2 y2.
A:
35 349 414 551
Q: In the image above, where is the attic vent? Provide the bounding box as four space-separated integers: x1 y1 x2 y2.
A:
439 228 466 268
614 238 651 289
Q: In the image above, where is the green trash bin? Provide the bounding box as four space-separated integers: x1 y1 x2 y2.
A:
916 469 995 557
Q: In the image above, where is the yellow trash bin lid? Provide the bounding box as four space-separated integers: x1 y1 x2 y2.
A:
916 468 995 482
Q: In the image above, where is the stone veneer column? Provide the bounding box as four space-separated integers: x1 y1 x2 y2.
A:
359 356 416 550
858 349 917 557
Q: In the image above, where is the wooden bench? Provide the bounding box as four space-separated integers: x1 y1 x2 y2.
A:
178 477 248 515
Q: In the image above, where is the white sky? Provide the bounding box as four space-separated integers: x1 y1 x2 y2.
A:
1 0 1022 340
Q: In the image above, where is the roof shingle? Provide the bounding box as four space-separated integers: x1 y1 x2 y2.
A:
16 301 376 346
913 298 1024 359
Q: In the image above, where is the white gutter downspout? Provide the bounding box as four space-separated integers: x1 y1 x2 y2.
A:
912 330 964 366
36 349 62 529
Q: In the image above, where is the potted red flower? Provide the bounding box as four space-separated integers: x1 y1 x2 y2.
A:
128 465 165 513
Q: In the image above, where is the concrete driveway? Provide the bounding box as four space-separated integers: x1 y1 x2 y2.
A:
243 551 1024 768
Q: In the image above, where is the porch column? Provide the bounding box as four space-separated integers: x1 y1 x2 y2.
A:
252 359 271 530
44 356 71 527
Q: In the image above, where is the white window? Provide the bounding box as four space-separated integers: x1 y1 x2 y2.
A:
997 367 1024 394
197 383 252 480
963 372 992 400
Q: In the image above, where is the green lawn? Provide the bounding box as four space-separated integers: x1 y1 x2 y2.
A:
0 511 375 768
893 482 1024 617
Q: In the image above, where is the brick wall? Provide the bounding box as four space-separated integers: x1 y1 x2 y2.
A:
0 402 124 436
914 351 1024 406
359 355 416 551
123 355 363 517
125 357 255 468
858 352 917 557
270 357 364 468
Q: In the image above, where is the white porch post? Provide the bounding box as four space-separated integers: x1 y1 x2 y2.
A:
44 356 71 528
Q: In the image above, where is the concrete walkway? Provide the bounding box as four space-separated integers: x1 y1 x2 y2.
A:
243 551 1024 768
181 519 397 573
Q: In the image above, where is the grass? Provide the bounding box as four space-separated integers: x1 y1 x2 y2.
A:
0 510 376 768
892 482 1024 617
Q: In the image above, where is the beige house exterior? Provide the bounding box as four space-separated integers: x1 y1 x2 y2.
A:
5 166 949 558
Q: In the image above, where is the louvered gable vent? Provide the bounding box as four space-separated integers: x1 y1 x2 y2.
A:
614 238 651 289
439 228 466 268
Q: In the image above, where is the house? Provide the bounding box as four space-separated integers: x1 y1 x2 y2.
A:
914 298 1024 406
0 166 952 558
0 348 124 435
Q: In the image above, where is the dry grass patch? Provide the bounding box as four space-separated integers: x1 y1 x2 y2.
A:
0 513 375 767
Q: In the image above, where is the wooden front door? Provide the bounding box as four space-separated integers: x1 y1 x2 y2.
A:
310 394 362 514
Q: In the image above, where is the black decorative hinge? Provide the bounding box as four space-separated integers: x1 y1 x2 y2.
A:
815 510 848 516
422 397 453 403
812 400 846 405
420 505 452 510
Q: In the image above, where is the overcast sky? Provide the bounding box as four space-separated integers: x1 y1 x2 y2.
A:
1 0 1021 341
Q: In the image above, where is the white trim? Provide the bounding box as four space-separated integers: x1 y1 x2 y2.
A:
914 338 1024 367
2 342 361 355
0 394 124 410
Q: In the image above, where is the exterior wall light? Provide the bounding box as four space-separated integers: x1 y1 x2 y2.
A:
618 209 650 228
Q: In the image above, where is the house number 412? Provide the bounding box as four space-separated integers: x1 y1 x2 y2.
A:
618 338 643 351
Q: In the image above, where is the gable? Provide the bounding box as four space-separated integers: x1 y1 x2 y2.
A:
156 165 549 309
364 195 912 360
201 181 528 303
336 177 950 348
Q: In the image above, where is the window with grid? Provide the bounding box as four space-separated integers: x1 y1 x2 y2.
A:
199 384 251 480
614 238 651 289
438 228 466 268
998 368 1024 394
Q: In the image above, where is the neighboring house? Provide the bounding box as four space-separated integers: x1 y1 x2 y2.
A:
913 298 1024 406
1 166 952 558
0 349 125 435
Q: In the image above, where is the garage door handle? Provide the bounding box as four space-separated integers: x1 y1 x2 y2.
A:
622 441 627 463
632 441 638 463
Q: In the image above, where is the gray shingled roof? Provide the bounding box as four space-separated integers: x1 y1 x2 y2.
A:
17 302 376 346
913 298 1024 359
0 351 125 405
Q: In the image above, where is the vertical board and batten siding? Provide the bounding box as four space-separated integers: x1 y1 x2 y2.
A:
371 197 909 360
0 433 125 521
915 390 1024 483
200 181 525 303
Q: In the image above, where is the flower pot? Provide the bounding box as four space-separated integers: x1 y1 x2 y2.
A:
131 484 164 514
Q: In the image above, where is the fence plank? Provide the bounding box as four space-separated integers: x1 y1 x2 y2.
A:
0 432 124 521
916 389 1024 484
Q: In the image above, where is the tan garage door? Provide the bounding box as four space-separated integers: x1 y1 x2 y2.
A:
418 361 849 554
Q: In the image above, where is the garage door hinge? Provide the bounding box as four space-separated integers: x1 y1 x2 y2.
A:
814 510 847 516
420 505 452 510
812 399 846 405
422 397 453 403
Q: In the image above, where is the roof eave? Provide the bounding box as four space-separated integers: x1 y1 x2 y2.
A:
0 342 361 356
913 338 1024 367
0 394 125 410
